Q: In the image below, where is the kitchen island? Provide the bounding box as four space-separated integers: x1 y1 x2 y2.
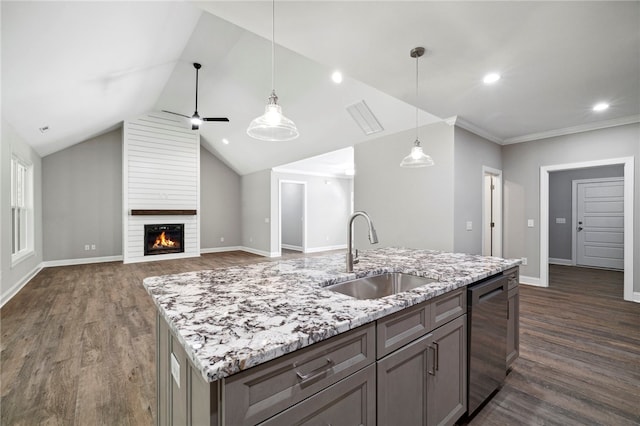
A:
144 248 520 425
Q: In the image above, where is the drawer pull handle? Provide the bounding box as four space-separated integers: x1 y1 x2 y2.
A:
428 346 436 376
434 341 439 371
295 357 334 383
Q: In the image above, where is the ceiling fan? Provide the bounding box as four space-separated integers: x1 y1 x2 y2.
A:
163 62 229 130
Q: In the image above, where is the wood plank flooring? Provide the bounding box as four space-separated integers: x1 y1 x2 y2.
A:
1 255 638 425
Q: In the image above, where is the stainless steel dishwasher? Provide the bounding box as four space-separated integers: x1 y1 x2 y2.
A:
467 273 508 415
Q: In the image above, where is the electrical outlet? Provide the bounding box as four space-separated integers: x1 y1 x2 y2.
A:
522 257 528 265
466 221 473 231
527 219 535 228
220 237 225 242
249 237 253 243
84 244 90 251
91 244 96 250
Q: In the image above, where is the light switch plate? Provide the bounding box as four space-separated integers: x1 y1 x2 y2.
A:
555 217 566 224
171 353 180 388
466 221 473 231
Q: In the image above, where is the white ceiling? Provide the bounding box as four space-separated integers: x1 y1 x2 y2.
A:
3 1 639 175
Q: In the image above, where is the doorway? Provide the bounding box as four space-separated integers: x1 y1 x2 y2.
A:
482 166 502 257
540 157 634 302
279 180 306 253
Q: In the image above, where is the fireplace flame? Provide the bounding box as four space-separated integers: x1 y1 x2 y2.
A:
153 231 177 249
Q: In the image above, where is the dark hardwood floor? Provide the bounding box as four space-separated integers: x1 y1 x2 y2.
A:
1 255 638 425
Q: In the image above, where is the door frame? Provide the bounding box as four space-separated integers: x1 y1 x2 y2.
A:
278 180 307 255
482 166 503 257
571 177 624 267
540 157 634 302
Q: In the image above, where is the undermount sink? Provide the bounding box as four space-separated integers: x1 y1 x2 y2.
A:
326 272 439 300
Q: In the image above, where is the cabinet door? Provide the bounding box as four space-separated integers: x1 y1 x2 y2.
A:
427 315 467 426
377 333 432 426
259 364 376 426
507 287 520 369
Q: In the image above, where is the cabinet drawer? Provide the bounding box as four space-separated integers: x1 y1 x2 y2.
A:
431 288 466 329
258 364 376 426
504 267 519 290
224 323 375 425
376 301 431 358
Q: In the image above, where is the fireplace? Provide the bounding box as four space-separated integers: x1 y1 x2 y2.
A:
144 224 184 256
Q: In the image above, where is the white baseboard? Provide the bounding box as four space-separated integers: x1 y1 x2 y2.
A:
633 292 640 303
281 244 303 252
520 275 545 287
549 258 573 266
1 264 43 308
200 246 243 254
305 244 348 254
239 246 279 258
41 255 124 268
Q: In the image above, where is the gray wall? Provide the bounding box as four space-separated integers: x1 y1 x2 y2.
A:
241 169 273 254
548 165 624 260
280 182 304 248
274 172 352 251
200 147 241 249
502 122 639 292
41 131 242 262
354 122 455 251
1 120 43 304
42 128 122 261
453 126 502 255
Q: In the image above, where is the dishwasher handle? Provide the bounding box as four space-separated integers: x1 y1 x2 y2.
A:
469 275 507 305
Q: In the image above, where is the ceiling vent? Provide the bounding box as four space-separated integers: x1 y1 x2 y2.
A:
346 100 383 135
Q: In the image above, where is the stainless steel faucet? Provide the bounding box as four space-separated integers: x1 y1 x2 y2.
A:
347 211 378 272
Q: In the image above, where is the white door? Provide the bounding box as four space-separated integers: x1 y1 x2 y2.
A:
482 169 502 257
575 178 624 269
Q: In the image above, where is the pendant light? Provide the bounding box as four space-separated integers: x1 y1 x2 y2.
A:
247 0 299 141
400 47 434 168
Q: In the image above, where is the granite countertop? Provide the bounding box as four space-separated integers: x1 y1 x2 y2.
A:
143 247 521 383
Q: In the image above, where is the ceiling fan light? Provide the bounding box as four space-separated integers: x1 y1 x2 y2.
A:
191 114 202 126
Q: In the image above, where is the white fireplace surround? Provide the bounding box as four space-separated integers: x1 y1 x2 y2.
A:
123 112 200 264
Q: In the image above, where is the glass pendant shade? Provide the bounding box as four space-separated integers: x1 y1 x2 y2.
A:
247 0 299 142
247 91 299 141
400 140 434 168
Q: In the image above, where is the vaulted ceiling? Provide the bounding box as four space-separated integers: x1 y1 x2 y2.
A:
3 1 638 175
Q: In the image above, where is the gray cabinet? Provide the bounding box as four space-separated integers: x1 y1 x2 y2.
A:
224 324 375 425
259 364 376 426
504 267 520 369
377 315 467 426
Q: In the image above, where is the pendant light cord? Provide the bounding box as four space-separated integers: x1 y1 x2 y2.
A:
271 0 275 92
415 52 419 143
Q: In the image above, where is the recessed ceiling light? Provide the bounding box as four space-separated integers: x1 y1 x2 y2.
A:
483 73 501 84
331 71 343 84
222 138 229 145
593 102 609 112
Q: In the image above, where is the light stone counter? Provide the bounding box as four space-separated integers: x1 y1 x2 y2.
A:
143 247 521 383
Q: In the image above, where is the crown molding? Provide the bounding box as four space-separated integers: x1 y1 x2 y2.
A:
453 117 504 144
503 114 640 145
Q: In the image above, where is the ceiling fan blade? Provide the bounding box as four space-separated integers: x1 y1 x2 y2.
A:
202 117 230 122
162 110 190 119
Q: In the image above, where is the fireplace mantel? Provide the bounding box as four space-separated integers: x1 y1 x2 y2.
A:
131 209 197 216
